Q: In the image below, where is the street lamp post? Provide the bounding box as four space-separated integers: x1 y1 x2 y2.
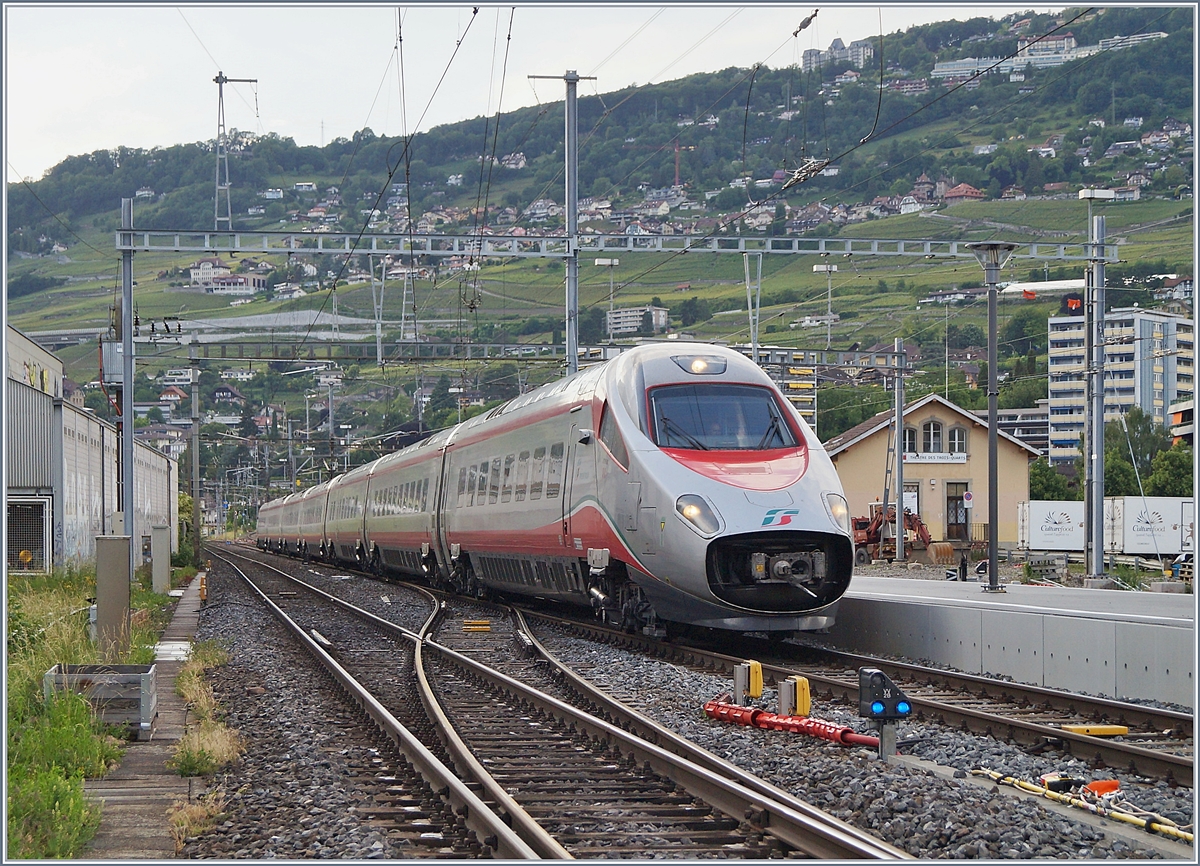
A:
968 242 1018 593
596 258 619 340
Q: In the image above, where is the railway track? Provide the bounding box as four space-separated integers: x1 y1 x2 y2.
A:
215 547 905 859
519 611 1195 789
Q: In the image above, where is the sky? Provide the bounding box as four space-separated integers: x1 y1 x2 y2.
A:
5 3 1067 184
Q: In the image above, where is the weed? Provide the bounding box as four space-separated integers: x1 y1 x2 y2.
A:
5 766 100 858
168 789 227 851
9 692 124 778
168 722 243 776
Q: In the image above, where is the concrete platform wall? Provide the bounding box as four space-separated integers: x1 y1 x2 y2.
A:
820 595 1195 709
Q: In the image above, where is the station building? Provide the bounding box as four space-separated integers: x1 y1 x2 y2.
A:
7 326 178 573
823 393 1038 546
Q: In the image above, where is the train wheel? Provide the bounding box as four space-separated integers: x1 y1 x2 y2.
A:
854 547 869 567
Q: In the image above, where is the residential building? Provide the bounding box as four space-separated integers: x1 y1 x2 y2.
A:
606 306 668 336
212 384 246 405
1168 398 1193 446
188 258 232 288
1046 307 1194 465
823 393 1037 545
943 183 985 205
209 274 267 296
160 368 194 388
973 401 1050 457
220 368 256 382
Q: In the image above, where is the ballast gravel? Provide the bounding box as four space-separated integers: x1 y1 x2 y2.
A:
537 631 1194 860
183 569 433 859
189 556 1193 859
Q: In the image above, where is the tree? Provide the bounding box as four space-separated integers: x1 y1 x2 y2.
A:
578 307 606 343
1104 455 1138 497
238 402 258 439
1104 406 1171 480
674 296 712 327
1029 457 1074 500
1146 443 1193 496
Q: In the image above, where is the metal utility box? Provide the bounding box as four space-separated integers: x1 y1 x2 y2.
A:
43 663 157 739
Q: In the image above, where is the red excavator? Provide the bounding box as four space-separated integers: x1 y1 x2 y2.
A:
852 502 932 565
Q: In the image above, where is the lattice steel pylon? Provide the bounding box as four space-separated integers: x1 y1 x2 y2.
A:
213 71 257 232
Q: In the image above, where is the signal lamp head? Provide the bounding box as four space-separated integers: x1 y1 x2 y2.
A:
858 667 912 721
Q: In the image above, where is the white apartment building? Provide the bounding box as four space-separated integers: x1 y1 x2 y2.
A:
606 306 668 336
1047 307 1194 465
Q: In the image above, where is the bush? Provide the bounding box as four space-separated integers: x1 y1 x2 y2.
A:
8 692 124 779
6 767 100 858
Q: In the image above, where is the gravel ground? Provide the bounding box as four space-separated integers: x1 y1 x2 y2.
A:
536 629 1195 860
184 565 455 859
191 553 1193 859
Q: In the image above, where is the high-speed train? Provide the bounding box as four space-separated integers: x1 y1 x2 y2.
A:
257 343 854 636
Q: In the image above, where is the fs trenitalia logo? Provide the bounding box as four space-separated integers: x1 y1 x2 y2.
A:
762 509 801 527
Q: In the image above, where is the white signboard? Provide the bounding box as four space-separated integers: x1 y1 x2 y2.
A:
903 452 967 463
962 490 973 509
1024 500 1085 551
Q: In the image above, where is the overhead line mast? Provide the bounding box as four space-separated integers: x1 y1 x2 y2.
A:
214 71 258 232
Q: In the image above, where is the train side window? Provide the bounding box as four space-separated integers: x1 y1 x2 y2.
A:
515 450 530 501
489 457 502 504
467 465 478 506
421 478 428 511
546 442 565 498
501 454 515 503
479 461 490 504
456 469 466 508
598 403 629 470
530 446 546 500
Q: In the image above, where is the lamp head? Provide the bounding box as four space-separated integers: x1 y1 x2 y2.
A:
967 241 1018 271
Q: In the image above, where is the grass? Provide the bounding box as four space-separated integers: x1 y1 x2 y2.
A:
5 562 190 858
168 789 227 852
168 640 243 778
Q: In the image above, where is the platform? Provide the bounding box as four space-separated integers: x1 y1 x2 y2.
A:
83 573 206 859
816 576 1195 708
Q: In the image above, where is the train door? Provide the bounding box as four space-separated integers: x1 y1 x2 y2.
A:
433 448 455 574
562 424 596 549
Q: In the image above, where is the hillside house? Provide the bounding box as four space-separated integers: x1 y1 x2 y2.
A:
943 183 985 205
189 258 232 288
212 384 246 405
210 275 267 296
159 385 189 403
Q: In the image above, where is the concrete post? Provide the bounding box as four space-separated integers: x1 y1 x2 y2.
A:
96 535 131 660
151 525 170 593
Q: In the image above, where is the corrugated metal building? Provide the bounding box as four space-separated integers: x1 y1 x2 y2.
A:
7 327 178 572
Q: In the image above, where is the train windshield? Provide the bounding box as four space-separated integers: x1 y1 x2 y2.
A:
649 384 797 450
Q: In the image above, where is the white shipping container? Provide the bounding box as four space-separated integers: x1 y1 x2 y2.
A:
1121 496 1194 556
1020 497 1193 555
1019 500 1085 550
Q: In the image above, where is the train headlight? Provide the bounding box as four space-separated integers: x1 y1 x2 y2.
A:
672 355 728 375
676 494 721 535
823 493 851 535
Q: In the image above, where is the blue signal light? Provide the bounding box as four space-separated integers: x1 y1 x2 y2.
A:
871 700 885 715
896 700 911 715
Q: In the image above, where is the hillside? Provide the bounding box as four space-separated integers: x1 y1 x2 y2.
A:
5 6 1193 448
8 7 1191 246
